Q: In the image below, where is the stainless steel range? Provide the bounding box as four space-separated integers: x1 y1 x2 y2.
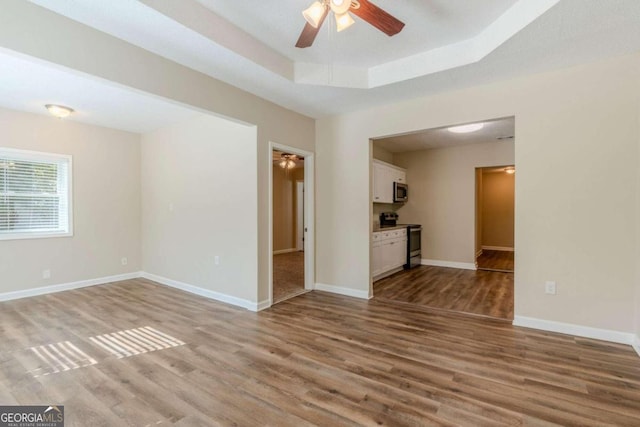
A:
379 212 422 269
405 225 422 269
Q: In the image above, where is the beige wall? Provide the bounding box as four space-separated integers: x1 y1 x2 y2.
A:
481 171 515 249
317 53 640 332
394 142 514 264
372 145 394 163
272 165 304 252
637 101 640 345
0 108 141 294
141 114 257 302
0 1 315 303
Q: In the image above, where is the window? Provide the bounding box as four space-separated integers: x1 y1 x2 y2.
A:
0 148 72 240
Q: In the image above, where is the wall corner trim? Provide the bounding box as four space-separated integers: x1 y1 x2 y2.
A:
140 272 261 312
315 283 371 300
513 315 636 346
0 272 142 302
256 299 272 311
421 259 477 271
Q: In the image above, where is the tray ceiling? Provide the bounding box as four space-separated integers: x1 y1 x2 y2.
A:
22 0 640 118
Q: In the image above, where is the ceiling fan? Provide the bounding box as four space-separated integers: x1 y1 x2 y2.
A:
296 0 405 48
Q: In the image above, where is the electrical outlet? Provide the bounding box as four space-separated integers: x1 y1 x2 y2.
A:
121 257 128 266
42 269 51 279
214 256 220 265
545 281 556 295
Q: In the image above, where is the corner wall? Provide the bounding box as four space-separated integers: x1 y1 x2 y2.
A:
0 1 315 304
0 108 141 296
394 141 514 265
317 53 640 335
141 114 258 304
481 170 515 249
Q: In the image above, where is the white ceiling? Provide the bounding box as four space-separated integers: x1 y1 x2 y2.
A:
15 0 640 121
374 117 515 153
0 49 200 134
194 0 520 68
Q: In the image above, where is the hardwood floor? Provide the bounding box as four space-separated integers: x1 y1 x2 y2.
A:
374 265 514 320
1 279 640 426
477 250 515 272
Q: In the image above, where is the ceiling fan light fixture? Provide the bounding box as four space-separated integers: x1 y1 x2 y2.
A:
335 12 355 32
303 1 326 28
279 154 298 170
448 123 484 134
330 0 351 15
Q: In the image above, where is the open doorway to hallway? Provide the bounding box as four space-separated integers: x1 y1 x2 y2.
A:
370 117 515 320
271 148 310 304
475 166 515 273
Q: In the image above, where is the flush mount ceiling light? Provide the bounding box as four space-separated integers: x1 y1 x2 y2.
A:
448 123 485 134
45 104 74 119
297 0 405 48
505 166 516 174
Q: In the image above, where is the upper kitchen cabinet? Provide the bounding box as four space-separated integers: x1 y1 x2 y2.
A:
373 159 406 203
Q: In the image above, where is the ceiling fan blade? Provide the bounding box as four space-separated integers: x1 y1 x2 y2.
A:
351 0 405 36
295 7 330 48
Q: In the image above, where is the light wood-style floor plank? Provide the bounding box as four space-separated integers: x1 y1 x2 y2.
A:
374 265 514 320
0 279 639 426
477 250 515 272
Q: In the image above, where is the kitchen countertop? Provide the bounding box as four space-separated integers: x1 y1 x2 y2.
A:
373 225 408 232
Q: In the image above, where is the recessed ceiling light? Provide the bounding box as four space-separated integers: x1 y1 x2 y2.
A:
45 104 74 119
448 123 484 133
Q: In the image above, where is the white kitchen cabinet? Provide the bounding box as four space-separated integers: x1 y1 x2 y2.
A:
372 228 407 279
373 160 406 204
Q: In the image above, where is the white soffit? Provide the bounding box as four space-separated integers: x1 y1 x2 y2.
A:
29 0 559 89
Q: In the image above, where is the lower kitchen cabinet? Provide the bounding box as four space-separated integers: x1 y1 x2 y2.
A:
372 228 407 279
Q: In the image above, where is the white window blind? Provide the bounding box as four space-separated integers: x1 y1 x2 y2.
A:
0 148 72 240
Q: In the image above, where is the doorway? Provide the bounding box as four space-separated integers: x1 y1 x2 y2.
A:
268 143 315 306
475 166 515 273
369 117 515 320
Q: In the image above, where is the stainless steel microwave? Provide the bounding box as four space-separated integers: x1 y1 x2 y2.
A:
394 182 408 202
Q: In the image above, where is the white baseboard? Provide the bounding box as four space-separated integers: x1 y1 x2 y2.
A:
513 316 636 346
273 248 297 255
421 259 477 271
140 272 263 312
314 283 371 300
482 246 515 252
0 272 142 302
633 335 640 357
256 299 271 311
476 249 483 257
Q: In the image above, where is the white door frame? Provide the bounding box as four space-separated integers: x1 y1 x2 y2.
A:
268 142 315 307
296 180 304 251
